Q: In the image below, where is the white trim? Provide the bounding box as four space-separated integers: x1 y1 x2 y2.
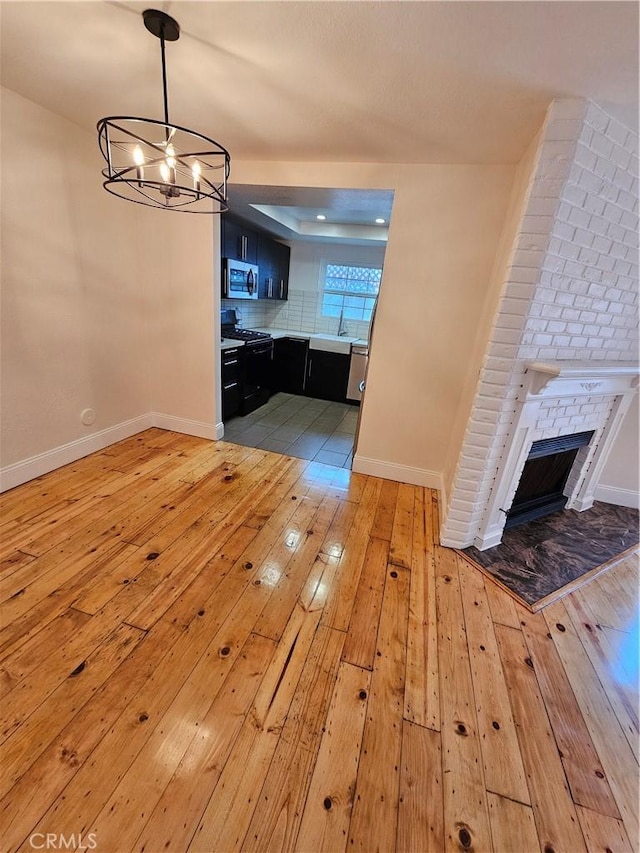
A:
150 413 220 441
0 414 152 492
352 454 443 492
594 485 639 510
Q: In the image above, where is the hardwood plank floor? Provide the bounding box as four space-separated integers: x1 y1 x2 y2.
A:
0 429 637 853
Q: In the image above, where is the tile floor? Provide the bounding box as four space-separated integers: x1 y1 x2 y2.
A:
223 393 358 469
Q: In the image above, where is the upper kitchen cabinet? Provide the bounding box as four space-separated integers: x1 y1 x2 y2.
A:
274 241 290 301
258 236 290 300
222 216 258 265
222 213 290 301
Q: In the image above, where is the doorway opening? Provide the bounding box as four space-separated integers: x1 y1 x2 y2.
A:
218 184 394 470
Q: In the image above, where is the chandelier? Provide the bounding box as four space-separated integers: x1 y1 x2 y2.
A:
97 9 230 213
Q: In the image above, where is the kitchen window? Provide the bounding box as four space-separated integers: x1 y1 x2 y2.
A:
321 263 381 322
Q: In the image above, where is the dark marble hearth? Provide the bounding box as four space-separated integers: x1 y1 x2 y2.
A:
462 501 639 606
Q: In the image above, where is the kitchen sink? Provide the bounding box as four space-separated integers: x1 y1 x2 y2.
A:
308 334 358 354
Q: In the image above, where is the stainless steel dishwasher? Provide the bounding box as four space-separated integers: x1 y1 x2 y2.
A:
347 344 369 402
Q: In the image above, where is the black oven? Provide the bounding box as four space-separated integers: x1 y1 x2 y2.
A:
221 309 273 416
242 339 274 414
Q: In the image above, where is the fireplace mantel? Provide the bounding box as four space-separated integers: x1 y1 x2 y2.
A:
524 361 639 398
469 360 639 551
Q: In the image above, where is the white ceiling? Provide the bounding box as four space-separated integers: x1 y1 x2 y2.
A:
228 184 394 245
1 1 637 167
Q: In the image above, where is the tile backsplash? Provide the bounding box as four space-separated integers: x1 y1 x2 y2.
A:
222 288 371 340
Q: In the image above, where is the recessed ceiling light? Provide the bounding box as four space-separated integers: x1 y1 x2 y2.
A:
375 217 386 224
316 214 326 221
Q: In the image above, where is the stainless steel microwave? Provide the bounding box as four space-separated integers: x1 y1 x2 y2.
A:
223 259 259 300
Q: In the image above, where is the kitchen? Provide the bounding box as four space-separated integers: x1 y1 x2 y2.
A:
218 184 393 469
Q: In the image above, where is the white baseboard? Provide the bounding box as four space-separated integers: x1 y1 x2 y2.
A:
0 412 224 493
151 412 221 441
352 454 443 493
0 414 152 493
594 484 639 509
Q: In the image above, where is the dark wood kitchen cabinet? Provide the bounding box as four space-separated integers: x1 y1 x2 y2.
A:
221 346 243 420
271 336 308 394
305 350 350 402
257 234 290 300
222 217 258 264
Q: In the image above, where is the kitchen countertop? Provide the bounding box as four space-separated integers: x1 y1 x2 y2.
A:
221 338 245 351
220 329 368 350
251 328 368 347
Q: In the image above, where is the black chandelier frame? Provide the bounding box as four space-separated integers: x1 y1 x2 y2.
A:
97 9 230 214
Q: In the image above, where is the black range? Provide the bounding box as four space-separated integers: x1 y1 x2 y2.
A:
221 309 273 417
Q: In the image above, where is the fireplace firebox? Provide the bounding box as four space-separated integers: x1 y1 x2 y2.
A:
505 430 595 530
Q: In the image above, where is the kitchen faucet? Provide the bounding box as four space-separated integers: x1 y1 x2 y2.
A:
337 308 348 336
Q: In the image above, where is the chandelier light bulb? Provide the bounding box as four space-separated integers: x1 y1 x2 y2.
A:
133 145 145 166
192 161 201 193
160 162 170 182
166 144 176 168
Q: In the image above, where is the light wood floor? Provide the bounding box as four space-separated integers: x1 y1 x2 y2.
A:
0 429 637 853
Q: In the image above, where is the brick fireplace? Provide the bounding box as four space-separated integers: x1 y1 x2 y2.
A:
441 98 639 550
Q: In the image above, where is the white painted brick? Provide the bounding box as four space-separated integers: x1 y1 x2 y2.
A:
504 282 534 300
560 307 581 322
553 221 575 241
532 333 554 346
587 337 604 349
605 119 630 148
521 215 555 234
531 177 566 199
592 234 613 254
508 266 541 284
608 222 625 242
552 100 588 121
587 282 607 299
527 197 561 216
579 170 606 194
584 103 610 133
617 189 636 212
583 267 603 283
574 144 598 172
545 119 584 141
541 140 578 161
603 202 623 224
567 206 592 229
555 291 577 308
538 160 572 180
593 156 617 182
540 303 564 319
612 164 634 190
613 259 632 276
491 328 523 346
573 228 595 249
518 234 550 252
512 249 546 268
584 195 606 217
578 247 600 266
588 214 610 236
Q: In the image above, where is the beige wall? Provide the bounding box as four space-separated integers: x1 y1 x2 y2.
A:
231 161 515 484
441 129 543 505
1 87 217 473
598 402 640 497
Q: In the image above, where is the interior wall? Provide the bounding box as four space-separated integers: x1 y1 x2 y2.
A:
441 129 544 508
0 87 218 480
143 214 217 429
230 160 515 485
596 402 640 504
0 87 153 468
